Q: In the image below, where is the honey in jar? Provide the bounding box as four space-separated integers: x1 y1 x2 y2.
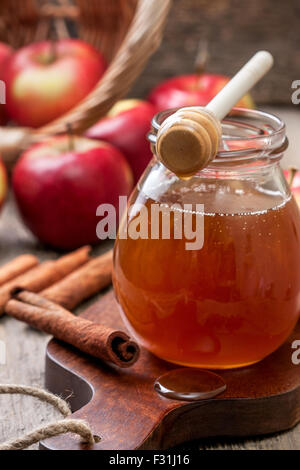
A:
113 108 300 369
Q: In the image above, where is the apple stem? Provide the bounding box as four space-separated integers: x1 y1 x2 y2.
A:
288 167 297 188
66 123 75 152
48 25 58 64
194 39 209 78
49 38 57 63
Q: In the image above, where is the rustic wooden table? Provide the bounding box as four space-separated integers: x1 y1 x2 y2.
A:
0 107 299 450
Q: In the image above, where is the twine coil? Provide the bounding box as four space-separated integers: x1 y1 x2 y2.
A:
0 384 97 450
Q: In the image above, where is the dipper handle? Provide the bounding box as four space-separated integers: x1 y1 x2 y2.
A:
156 51 274 177
206 51 274 120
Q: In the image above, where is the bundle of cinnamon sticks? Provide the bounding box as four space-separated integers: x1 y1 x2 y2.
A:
0 246 113 315
0 247 140 368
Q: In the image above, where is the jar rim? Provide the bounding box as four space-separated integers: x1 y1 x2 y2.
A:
148 107 287 168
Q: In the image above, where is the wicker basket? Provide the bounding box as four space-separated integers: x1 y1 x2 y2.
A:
0 0 171 168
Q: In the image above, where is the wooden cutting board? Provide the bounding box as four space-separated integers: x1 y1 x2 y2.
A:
41 290 300 450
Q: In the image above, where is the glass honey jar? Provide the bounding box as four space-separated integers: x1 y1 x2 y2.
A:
113 108 300 369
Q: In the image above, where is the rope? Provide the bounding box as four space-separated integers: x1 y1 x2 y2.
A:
0 384 71 417
0 384 97 450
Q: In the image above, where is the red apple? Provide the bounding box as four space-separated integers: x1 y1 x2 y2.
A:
284 169 300 207
0 155 8 212
12 136 133 250
0 42 13 125
86 99 155 182
148 73 254 112
5 39 107 128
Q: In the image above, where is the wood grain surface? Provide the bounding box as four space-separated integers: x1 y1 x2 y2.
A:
0 108 299 450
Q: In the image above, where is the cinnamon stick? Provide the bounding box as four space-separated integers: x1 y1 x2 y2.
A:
6 290 140 368
0 246 91 315
41 250 113 310
0 255 39 287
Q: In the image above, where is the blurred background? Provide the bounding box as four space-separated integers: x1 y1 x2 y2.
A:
136 0 300 105
0 0 298 165
1 0 299 104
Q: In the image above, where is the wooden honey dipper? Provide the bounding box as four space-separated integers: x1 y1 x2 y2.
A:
156 51 274 177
